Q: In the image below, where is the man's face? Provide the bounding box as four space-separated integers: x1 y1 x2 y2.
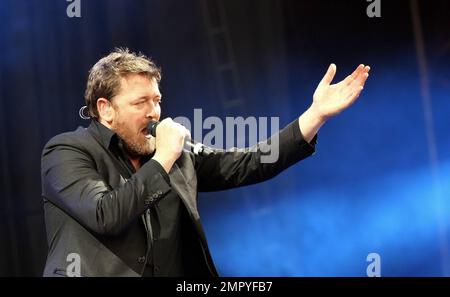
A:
109 74 161 157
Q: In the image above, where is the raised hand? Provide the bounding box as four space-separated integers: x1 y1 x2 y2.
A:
298 64 371 143
311 64 370 121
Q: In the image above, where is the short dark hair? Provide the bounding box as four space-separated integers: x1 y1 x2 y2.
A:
84 48 161 119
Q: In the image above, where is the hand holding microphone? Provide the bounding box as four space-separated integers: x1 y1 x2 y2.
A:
149 118 212 173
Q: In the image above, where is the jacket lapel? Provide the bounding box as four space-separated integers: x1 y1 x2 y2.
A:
169 162 200 220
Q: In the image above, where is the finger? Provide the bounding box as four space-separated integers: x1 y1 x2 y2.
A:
356 65 370 81
175 123 191 139
359 72 370 86
341 64 364 86
350 70 369 89
161 117 173 124
343 65 369 99
351 64 364 80
341 74 353 86
184 127 192 139
319 63 337 87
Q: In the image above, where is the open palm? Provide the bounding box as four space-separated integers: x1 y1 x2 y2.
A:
312 64 370 120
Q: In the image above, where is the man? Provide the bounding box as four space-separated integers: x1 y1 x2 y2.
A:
41 48 370 277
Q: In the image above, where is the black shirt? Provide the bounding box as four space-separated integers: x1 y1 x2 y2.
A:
95 120 185 276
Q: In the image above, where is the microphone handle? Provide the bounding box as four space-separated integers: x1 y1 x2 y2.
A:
185 139 213 156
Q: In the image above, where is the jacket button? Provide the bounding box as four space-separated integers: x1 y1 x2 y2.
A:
152 193 159 199
157 190 163 195
137 256 146 264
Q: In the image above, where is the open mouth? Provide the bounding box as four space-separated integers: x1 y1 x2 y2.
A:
141 127 151 139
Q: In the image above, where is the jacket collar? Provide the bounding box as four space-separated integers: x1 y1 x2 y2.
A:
88 119 118 150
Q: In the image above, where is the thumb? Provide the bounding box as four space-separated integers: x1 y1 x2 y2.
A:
319 63 336 86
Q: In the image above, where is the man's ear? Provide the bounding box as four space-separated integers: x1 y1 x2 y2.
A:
97 98 114 123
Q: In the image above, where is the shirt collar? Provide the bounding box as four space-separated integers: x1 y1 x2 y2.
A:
89 119 118 149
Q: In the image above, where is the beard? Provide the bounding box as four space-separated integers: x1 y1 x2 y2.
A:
112 120 155 157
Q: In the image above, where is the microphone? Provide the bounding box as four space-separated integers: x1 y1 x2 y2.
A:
148 120 213 156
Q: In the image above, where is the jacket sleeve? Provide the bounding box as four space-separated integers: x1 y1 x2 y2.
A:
194 119 317 192
41 137 171 236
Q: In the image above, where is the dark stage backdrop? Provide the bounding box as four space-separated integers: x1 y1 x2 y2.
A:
0 0 449 276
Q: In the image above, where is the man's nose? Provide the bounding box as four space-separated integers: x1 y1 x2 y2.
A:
145 107 160 121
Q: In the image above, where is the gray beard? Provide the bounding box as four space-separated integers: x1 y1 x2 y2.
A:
114 126 152 157
122 137 151 157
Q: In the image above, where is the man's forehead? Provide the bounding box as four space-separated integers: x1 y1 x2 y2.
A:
120 74 161 96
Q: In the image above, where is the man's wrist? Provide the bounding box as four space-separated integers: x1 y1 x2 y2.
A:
298 104 327 143
151 153 175 174
307 103 328 123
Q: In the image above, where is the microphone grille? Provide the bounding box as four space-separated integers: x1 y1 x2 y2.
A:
148 120 160 137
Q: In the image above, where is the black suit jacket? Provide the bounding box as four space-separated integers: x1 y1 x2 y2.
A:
41 119 316 276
